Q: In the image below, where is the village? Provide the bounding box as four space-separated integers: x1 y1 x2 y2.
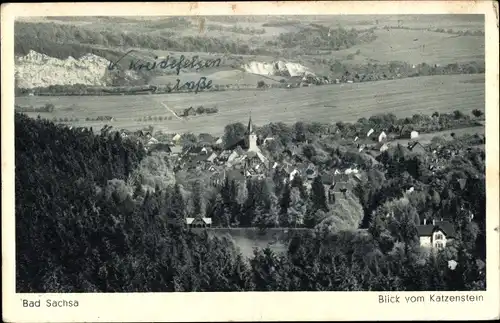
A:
97 114 473 252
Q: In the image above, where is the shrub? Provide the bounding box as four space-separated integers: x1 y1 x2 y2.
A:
195 106 205 114
44 103 55 112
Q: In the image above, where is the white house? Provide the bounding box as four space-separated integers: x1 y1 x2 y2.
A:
206 152 218 163
289 168 300 181
417 220 456 250
147 137 159 146
172 133 182 142
410 131 419 139
185 217 212 228
226 151 240 164
263 137 275 145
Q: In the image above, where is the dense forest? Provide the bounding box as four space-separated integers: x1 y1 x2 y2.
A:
15 113 486 292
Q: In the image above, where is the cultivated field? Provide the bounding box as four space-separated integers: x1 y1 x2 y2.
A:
17 74 485 136
331 29 484 66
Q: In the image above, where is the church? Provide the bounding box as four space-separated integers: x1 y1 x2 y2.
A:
225 115 268 170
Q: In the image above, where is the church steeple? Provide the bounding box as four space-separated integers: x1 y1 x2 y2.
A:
247 114 253 134
245 113 258 152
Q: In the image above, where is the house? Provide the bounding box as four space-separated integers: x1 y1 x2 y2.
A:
188 146 211 156
379 143 390 152
147 137 159 146
263 137 275 145
172 133 182 142
226 150 240 164
169 145 183 156
289 168 300 181
417 220 456 250
183 107 196 117
210 171 224 186
214 137 223 145
206 152 218 163
344 168 359 175
186 217 212 228
367 128 374 137
408 141 426 154
410 131 419 139
378 131 387 142
217 150 233 162
245 150 267 168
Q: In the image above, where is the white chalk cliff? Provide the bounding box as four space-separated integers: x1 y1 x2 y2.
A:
241 60 313 77
15 50 112 89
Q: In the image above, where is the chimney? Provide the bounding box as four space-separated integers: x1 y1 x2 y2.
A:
423 218 427 225
432 219 436 225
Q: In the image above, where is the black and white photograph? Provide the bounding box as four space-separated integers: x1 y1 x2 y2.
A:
2 1 499 322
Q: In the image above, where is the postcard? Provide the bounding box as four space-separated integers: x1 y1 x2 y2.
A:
1 1 499 322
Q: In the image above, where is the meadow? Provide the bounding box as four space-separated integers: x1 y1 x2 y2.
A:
331 29 484 65
17 73 485 136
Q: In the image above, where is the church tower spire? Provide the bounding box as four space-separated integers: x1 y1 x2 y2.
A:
245 113 258 151
247 113 253 134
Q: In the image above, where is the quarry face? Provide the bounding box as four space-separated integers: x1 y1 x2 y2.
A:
15 50 112 89
241 60 312 77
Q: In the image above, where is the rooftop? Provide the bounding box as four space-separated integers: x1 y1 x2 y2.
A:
416 221 456 238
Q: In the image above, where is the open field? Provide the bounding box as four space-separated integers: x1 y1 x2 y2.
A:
325 29 484 65
17 74 485 136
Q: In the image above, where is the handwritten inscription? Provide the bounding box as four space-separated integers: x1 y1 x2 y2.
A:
107 50 221 94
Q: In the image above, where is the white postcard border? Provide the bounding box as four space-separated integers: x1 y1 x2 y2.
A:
2 1 499 322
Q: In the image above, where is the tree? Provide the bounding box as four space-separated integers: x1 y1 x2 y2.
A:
169 184 185 223
257 80 266 88
471 109 483 118
310 176 328 212
192 180 203 216
287 187 306 227
303 145 316 160
279 184 291 226
223 122 246 146
44 103 55 112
